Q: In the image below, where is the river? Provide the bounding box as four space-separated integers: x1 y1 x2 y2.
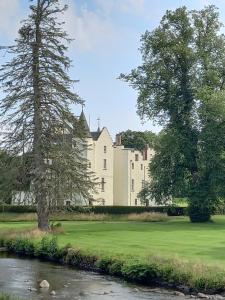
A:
0 255 199 300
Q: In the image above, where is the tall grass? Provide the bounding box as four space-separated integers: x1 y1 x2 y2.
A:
125 212 168 222
0 212 169 222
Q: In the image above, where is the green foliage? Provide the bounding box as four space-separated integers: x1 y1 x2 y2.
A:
121 130 157 151
0 205 36 213
2 234 225 293
35 236 59 259
0 151 32 204
120 5 225 222
0 204 187 216
188 202 212 223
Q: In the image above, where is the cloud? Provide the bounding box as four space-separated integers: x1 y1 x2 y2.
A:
0 0 23 41
61 0 117 53
95 0 146 15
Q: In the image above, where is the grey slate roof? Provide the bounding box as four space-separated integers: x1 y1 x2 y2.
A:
79 110 92 138
90 131 101 141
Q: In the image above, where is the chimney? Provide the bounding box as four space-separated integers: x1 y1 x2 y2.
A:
115 133 122 146
143 144 149 160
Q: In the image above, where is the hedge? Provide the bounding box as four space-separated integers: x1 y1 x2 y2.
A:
0 204 188 216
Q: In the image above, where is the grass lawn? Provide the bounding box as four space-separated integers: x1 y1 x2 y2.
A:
1 216 225 268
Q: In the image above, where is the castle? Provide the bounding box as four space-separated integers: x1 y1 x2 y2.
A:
78 111 154 206
13 111 154 206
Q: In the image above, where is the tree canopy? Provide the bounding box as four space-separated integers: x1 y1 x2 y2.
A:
120 5 225 221
121 130 157 151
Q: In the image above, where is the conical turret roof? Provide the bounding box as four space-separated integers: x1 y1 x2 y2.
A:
79 110 91 137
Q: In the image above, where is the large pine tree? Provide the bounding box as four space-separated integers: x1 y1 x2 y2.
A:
0 0 94 230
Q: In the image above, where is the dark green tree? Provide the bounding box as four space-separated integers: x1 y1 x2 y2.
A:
121 130 157 151
120 6 225 222
0 0 95 230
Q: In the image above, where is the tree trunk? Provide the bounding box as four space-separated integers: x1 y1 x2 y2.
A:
32 0 50 231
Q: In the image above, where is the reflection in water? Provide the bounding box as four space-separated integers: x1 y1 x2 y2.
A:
0 255 196 300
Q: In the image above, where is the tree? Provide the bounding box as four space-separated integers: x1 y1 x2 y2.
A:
121 130 157 151
120 6 225 222
0 0 94 230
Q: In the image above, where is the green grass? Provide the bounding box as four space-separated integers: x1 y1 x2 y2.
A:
2 216 225 268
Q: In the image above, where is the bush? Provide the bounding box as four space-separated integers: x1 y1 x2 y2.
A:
188 203 211 223
167 205 188 216
35 236 59 259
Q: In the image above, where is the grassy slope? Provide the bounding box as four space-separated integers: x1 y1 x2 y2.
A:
1 216 225 267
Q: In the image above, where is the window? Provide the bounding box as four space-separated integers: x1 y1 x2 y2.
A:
66 201 71 206
141 164 143 170
103 159 107 169
131 179 134 192
104 146 107 153
135 199 138 206
101 178 105 192
135 154 139 161
132 162 134 169
88 162 91 168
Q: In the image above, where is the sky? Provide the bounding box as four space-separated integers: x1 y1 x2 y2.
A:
1 0 225 139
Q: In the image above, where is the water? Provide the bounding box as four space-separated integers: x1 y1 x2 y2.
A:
0 255 197 300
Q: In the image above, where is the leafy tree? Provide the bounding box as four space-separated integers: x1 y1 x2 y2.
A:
0 0 94 230
120 6 225 222
121 130 157 151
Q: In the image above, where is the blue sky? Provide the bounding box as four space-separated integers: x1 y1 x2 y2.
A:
1 0 225 138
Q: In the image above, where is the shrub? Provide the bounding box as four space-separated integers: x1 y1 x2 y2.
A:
121 262 159 284
167 205 188 216
35 236 59 259
188 203 211 223
64 248 98 270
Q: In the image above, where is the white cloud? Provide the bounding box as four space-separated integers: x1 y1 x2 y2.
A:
95 0 146 15
0 0 23 40
61 0 117 52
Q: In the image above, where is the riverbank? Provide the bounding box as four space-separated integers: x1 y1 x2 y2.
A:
1 217 225 295
0 255 201 300
0 233 225 296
